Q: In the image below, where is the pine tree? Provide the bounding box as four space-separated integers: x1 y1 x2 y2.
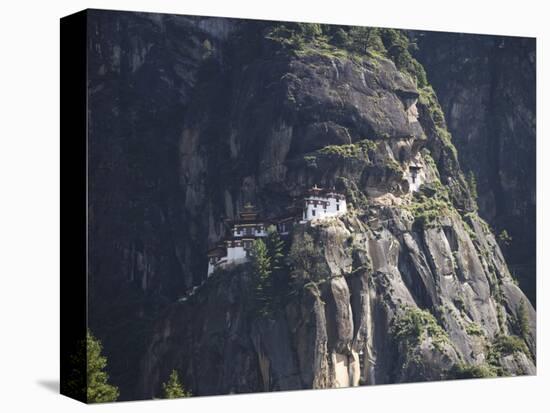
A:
332 28 350 48
250 239 273 316
162 370 191 398
289 232 328 284
516 300 530 341
87 330 119 403
266 225 284 271
467 170 478 202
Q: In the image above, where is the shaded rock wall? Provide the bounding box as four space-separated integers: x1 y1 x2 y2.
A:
86 11 536 400
414 32 536 304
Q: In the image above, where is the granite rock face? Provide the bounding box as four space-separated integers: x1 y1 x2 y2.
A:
86 11 536 400
414 32 536 303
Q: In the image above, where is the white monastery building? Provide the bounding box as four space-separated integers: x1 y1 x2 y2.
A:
207 186 347 277
207 203 267 277
301 185 347 222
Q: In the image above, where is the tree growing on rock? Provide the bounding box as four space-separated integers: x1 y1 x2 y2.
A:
516 299 530 341
467 170 478 202
266 225 284 271
250 239 273 317
289 231 329 285
161 369 191 398
87 330 119 403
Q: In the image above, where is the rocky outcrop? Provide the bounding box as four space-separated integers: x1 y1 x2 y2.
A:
86 11 536 400
414 32 536 304
139 208 535 396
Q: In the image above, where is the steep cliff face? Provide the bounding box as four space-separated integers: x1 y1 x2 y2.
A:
86 11 536 400
413 32 536 304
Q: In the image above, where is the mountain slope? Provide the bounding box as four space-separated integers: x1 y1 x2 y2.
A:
86 12 536 399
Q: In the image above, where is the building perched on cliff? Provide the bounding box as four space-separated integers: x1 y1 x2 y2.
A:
300 185 347 222
207 204 268 277
207 186 347 277
407 161 425 192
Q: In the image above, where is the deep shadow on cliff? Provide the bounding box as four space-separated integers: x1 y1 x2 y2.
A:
85 11 536 400
413 32 536 305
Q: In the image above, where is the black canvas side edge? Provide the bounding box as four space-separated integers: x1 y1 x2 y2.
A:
60 9 88 404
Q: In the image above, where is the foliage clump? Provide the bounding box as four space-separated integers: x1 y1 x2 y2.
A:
489 335 529 358
250 227 286 317
498 229 513 247
289 231 330 287
419 86 445 127
407 182 452 227
87 330 119 403
378 29 428 87
465 322 484 337
447 362 497 379
392 306 450 351
264 24 428 90
337 176 369 211
312 139 377 161
515 300 530 340
161 369 191 399
467 171 478 202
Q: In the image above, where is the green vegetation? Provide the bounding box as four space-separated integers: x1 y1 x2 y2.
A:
264 24 427 89
467 171 478 202
498 229 513 247
392 306 450 351
337 176 369 211
487 335 530 367
341 27 386 55
331 28 351 48
418 85 461 163
515 300 530 340
419 86 445 128
303 155 318 168
312 139 377 161
266 225 285 271
379 29 427 87
447 329 530 380
421 148 439 178
264 24 452 170
202 39 214 59
456 334 533 377
87 330 119 403
448 362 497 379
465 322 484 337
407 182 452 227
249 227 287 317
250 239 274 317
289 231 329 286
385 157 403 176
453 296 466 314
265 24 308 50
496 304 506 333
161 370 191 399
318 144 364 159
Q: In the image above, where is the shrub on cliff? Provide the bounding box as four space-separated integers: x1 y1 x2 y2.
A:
289 231 330 286
447 362 497 379
379 28 427 87
392 306 450 351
